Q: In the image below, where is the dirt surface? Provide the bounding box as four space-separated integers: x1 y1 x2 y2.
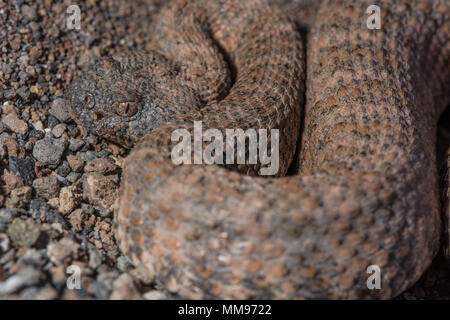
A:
0 0 448 299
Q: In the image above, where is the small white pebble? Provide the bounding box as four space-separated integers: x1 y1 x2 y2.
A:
51 223 63 234
143 290 167 300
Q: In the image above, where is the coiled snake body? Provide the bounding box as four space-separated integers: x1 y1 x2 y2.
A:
66 0 450 299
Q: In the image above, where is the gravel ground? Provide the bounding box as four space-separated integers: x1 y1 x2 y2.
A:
0 0 449 300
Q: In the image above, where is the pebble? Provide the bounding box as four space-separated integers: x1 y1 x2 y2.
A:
0 233 10 252
59 185 82 214
80 150 111 163
110 273 140 300
143 290 167 300
94 271 120 300
30 84 44 96
95 206 112 218
7 218 41 247
57 161 71 177
68 139 85 152
0 209 19 233
51 123 66 138
21 4 38 22
8 156 35 186
51 223 64 235
0 249 15 265
117 256 133 272
85 158 118 174
35 286 59 300
0 267 42 295
32 121 44 132
1 136 24 159
19 287 39 299
2 172 24 193
3 90 16 100
129 265 155 286
6 186 33 209
18 249 47 269
67 154 84 173
1 113 28 135
28 198 49 220
47 198 59 209
28 128 45 140
83 173 119 211
68 209 84 231
46 210 67 228
49 98 71 123
46 115 59 129
47 238 80 265
66 172 81 184
88 247 103 270
32 137 68 167
32 176 60 200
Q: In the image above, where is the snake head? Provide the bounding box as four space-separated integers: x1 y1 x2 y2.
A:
66 51 193 148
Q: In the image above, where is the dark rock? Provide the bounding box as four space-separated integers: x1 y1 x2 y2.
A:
32 137 68 167
4 89 16 100
66 172 81 184
28 198 49 220
28 128 45 140
8 156 35 186
49 98 71 123
80 150 111 162
18 71 31 82
0 209 20 232
46 115 59 129
57 161 71 177
18 249 47 269
46 210 67 228
69 139 85 152
17 86 31 101
94 271 120 300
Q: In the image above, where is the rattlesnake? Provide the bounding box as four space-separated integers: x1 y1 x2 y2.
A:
66 0 450 299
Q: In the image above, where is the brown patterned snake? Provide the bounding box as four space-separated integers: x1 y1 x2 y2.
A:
66 0 450 299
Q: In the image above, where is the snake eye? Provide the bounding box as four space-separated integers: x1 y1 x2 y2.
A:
116 101 137 117
84 94 95 109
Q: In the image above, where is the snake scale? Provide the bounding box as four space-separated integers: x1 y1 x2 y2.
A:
66 0 450 299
